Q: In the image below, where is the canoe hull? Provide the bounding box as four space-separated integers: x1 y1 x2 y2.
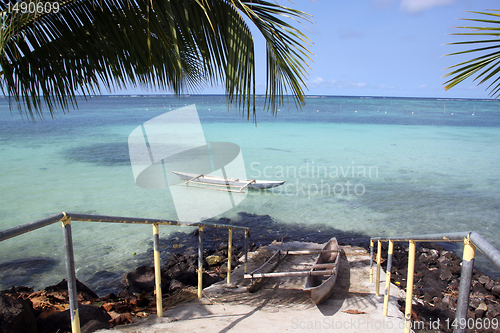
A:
303 238 340 305
172 171 285 189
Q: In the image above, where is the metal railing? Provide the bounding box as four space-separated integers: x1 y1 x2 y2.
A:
370 232 500 333
0 212 250 333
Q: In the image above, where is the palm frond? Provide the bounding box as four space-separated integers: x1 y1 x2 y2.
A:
443 10 500 98
235 0 313 118
0 0 312 121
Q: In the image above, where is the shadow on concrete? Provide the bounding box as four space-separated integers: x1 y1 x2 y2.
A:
218 287 275 333
317 249 350 316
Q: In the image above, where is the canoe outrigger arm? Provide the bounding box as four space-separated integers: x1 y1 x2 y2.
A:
286 249 340 255
238 179 256 191
184 173 204 184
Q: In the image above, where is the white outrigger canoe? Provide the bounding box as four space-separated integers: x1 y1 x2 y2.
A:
172 171 285 192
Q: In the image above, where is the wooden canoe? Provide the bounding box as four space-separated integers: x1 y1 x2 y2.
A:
172 171 285 190
303 237 340 305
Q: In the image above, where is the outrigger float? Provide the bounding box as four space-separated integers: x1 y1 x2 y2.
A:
244 237 340 305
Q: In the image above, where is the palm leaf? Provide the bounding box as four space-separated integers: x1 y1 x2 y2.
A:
0 0 312 121
443 10 500 98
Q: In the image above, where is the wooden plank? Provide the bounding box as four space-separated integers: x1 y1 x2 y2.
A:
245 271 309 278
299 262 338 267
311 263 337 269
286 249 341 255
244 269 334 279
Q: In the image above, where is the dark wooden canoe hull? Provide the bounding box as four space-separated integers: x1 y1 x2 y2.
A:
303 238 340 305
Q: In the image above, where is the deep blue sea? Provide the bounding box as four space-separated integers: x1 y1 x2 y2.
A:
1 95 499 294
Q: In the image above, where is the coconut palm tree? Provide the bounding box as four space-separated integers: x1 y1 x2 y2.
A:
0 0 312 120
443 10 500 98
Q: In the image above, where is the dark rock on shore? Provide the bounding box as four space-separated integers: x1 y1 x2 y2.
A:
45 279 99 301
378 242 500 332
0 292 38 333
2 280 111 333
122 266 168 294
38 304 111 333
118 246 230 297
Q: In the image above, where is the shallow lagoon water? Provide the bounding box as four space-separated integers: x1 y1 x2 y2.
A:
1 95 499 293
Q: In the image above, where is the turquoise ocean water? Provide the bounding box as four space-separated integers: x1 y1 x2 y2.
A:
1 95 499 293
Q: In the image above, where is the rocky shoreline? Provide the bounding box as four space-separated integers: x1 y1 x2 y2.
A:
1 238 250 333
1 213 499 332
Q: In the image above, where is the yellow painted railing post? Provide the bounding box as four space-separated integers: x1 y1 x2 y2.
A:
227 228 233 284
376 240 382 296
61 213 81 333
244 229 249 274
404 240 416 333
383 240 394 316
369 239 374 283
198 226 204 298
455 236 476 333
152 224 162 317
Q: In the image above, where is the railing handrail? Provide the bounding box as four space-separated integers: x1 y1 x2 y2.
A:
371 231 500 271
370 231 469 242
0 212 249 243
0 212 250 333
0 212 65 242
468 232 500 272
370 231 500 333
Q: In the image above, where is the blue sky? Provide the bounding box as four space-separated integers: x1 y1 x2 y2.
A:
289 0 500 99
124 0 500 99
